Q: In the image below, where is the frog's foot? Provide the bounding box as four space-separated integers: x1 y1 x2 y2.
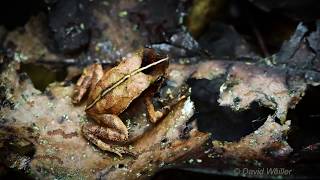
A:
72 64 103 104
83 123 128 142
82 122 135 157
83 131 136 157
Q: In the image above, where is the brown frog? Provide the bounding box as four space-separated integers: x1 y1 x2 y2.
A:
72 48 169 156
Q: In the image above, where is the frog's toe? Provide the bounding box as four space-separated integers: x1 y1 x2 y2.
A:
112 146 138 158
82 123 128 142
82 130 123 157
82 123 135 157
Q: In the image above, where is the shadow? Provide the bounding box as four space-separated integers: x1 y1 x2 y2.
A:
188 78 274 141
287 85 320 150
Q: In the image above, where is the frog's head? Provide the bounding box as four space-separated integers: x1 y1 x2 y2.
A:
139 48 169 77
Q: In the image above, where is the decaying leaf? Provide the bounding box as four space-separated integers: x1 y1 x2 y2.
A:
192 60 302 122
0 53 208 179
212 116 292 161
4 15 57 63
191 22 320 123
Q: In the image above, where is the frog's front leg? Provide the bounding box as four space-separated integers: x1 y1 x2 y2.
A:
145 95 187 123
82 114 134 157
72 64 103 104
144 96 170 123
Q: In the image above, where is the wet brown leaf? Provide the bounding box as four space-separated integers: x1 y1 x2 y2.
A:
0 55 207 179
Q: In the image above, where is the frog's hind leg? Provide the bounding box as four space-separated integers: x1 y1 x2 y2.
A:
83 128 133 157
82 114 133 156
72 64 103 104
90 114 129 141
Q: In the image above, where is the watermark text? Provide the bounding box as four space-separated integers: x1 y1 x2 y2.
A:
233 167 293 176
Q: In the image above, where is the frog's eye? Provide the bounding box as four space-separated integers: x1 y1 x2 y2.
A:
141 48 158 74
155 76 165 83
141 48 168 75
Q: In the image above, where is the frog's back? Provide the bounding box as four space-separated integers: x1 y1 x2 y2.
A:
88 72 152 115
86 54 152 115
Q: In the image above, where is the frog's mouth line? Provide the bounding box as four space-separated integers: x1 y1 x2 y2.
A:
85 56 169 111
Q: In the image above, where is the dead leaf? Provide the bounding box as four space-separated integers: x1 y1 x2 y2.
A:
0 54 207 179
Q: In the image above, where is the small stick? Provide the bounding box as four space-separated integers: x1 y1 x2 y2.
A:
85 56 169 110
